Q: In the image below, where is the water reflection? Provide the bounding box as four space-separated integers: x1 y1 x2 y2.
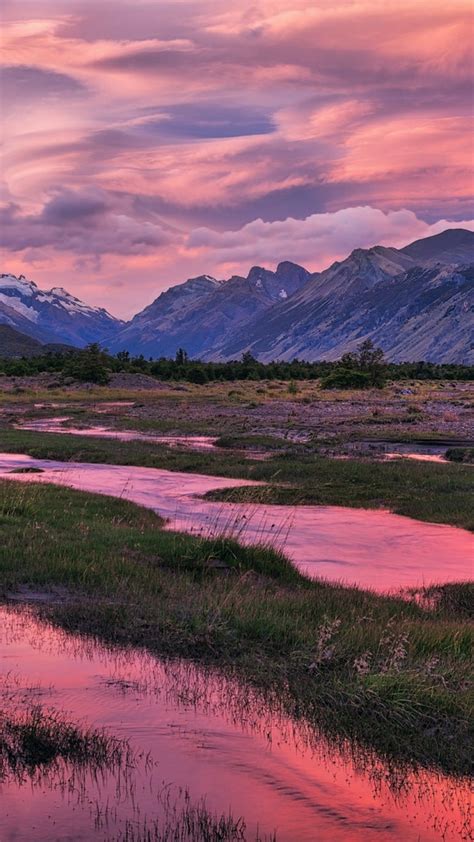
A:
16 416 219 450
0 452 472 590
0 605 471 841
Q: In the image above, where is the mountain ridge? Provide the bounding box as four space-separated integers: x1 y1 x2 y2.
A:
0 324 74 358
107 261 311 359
1 228 473 363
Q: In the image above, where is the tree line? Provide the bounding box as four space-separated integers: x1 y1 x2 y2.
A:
0 341 472 386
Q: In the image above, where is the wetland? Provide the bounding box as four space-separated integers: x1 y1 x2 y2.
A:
0 375 472 840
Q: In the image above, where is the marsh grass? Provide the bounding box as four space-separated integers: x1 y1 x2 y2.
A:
446 447 474 464
214 434 295 451
116 786 275 842
0 480 472 776
0 672 130 781
411 582 474 619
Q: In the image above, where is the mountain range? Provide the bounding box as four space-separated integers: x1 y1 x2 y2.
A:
1 229 473 363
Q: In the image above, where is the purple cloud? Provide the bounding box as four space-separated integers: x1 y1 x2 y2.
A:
0 190 175 256
1 65 86 100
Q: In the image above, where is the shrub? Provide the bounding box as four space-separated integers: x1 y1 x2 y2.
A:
320 368 372 390
63 344 110 385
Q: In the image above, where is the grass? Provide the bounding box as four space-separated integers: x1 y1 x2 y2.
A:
117 787 273 842
0 479 472 777
214 433 294 450
1 428 473 530
0 674 129 781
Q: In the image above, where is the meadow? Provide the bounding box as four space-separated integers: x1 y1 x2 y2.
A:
0 376 472 806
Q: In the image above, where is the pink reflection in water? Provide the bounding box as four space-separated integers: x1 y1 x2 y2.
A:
385 452 449 464
0 453 472 591
16 417 219 450
0 606 470 842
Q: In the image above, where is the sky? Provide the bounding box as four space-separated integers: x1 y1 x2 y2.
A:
1 0 473 317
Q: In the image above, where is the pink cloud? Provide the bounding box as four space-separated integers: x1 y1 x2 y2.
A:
4 206 473 319
186 207 474 275
0 1 472 315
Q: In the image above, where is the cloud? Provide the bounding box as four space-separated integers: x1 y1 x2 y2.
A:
0 1 472 315
1 65 86 101
187 206 474 273
138 104 275 140
0 189 177 256
40 188 109 223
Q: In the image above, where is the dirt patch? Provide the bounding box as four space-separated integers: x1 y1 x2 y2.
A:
0 373 64 392
5 585 74 604
107 372 173 390
0 372 183 393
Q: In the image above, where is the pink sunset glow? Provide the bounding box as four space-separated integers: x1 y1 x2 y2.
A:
1 0 473 317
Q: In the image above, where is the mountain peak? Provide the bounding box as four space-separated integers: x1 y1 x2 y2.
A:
50 286 73 296
0 273 38 294
405 227 474 248
181 274 222 290
402 227 474 265
276 260 306 271
247 266 267 283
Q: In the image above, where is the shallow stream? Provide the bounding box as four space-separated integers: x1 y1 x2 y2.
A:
0 452 472 591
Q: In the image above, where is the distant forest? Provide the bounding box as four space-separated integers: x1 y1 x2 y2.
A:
0 341 473 387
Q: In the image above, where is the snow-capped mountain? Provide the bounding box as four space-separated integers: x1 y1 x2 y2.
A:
0 274 122 346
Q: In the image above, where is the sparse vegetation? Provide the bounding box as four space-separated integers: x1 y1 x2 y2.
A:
62 342 111 384
320 368 372 389
1 342 473 382
116 787 271 842
0 673 129 781
446 447 474 464
321 340 388 389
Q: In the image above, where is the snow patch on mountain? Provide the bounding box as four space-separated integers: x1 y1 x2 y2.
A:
0 293 39 322
0 273 122 346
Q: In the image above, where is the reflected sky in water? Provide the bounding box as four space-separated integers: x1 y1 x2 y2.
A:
0 606 471 841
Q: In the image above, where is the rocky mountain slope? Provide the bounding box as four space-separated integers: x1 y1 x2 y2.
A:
1 229 473 363
214 230 474 364
109 262 310 358
219 260 473 364
0 274 122 347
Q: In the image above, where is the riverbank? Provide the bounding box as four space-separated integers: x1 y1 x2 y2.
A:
1 427 473 530
1 479 472 777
